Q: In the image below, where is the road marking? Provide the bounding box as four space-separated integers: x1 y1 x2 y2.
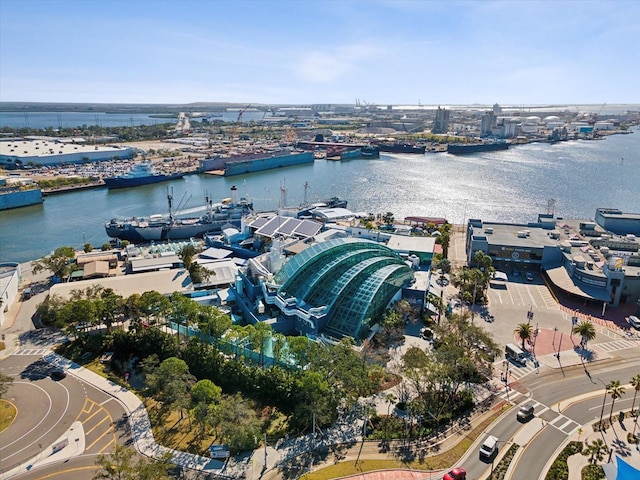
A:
536 406 550 415
29 466 97 479
557 418 576 431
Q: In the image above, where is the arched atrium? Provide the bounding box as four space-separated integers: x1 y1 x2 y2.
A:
263 238 415 341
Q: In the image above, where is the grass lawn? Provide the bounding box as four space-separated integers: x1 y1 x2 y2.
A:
0 399 17 432
301 406 507 480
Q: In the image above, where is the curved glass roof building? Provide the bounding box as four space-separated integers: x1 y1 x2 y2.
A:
263 238 414 341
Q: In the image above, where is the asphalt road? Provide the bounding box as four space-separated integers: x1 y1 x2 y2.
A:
0 352 130 480
458 353 639 480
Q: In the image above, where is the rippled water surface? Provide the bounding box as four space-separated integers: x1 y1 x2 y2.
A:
1 131 639 263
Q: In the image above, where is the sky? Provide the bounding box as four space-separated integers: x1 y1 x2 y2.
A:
1 0 639 106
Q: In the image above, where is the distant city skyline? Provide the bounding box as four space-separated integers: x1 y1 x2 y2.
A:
1 0 639 105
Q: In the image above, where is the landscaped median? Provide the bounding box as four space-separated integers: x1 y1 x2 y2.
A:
292 403 510 480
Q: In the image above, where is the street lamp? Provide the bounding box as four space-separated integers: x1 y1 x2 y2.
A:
597 378 608 430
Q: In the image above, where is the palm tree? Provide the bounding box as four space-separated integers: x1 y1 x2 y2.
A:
607 380 626 423
582 438 607 465
572 321 596 347
630 374 640 415
514 323 534 351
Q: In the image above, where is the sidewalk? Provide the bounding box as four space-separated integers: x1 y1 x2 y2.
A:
1 351 230 479
566 415 640 479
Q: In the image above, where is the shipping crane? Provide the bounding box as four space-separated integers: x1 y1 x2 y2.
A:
227 104 250 154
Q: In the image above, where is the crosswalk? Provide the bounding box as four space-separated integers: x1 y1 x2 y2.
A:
593 339 638 354
493 390 581 435
493 359 538 383
12 348 50 356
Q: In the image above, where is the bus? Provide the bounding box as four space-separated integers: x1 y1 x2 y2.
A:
209 444 230 459
505 343 527 366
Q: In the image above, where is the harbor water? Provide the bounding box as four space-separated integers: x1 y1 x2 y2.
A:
1 131 639 264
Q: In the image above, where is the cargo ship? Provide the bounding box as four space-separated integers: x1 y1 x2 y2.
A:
447 141 510 155
105 185 252 243
103 162 185 189
0 177 44 210
373 141 426 154
200 149 314 176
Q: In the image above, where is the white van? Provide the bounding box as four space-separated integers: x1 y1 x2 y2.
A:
505 343 527 366
479 434 498 460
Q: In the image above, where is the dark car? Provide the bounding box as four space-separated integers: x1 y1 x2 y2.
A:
516 404 534 422
443 467 466 480
50 368 66 381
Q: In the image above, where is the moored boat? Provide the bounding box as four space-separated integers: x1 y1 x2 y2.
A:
103 162 185 189
0 177 43 210
373 141 426 154
447 141 510 154
105 185 253 242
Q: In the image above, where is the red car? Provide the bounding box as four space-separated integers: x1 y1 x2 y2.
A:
443 468 467 480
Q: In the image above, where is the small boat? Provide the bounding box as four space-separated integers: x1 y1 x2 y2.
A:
103 162 185 189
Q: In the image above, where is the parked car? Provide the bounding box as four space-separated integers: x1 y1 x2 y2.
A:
525 272 534 282
627 315 640 330
443 467 467 480
516 404 535 422
479 434 499 460
50 368 66 381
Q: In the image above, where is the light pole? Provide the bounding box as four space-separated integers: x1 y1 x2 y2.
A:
597 379 608 430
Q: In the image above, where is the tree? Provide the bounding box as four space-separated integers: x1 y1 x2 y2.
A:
93 444 173 480
101 243 112 251
32 246 76 279
191 379 222 405
146 357 195 420
168 292 199 341
514 323 533 351
572 321 596 346
0 372 14 398
139 291 171 327
382 211 394 226
606 380 626 423
84 243 93 253
93 443 135 480
582 438 607 465
630 374 640 414
435 224 451 258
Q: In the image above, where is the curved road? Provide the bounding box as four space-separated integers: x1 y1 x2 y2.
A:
459 351 639 479
1 351 130 480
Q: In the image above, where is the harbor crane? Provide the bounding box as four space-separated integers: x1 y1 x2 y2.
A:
227 104 250 154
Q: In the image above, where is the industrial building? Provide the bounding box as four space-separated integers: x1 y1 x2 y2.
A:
0 138 135 166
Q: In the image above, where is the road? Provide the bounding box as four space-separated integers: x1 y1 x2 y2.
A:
458 352 639 479
0 351 130 480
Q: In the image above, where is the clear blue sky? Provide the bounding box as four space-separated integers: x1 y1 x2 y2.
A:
1 0 638 105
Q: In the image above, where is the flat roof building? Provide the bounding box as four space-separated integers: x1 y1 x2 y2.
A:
466 211 640 308
0 138 135 166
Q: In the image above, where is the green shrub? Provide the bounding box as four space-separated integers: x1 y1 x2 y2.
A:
582 463 605 480
544 441 583 480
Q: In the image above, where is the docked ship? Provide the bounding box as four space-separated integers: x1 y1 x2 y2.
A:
447 141 510 155
105 185 253 243
103 162 185 189
0 177 44 210
277 181 347 218
200 149 314 176
373 141 426 154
